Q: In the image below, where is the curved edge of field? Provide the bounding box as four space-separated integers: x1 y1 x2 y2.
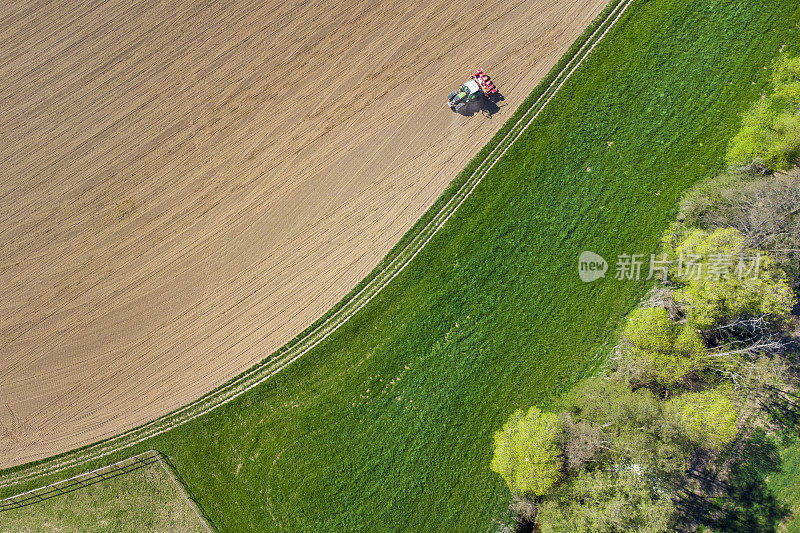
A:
0 0 631 493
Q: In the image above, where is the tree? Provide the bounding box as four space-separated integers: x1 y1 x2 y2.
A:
665 389 738 451
560 412 605 470
618 307 706 387
726 54 800 172
490 406 565 498
672 228 796 329
678 169 800 286
538 468 676 533
560 378 659 431
558 378 694 482
726 99 800 172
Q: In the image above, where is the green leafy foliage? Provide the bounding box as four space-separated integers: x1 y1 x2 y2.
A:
490 407 564 498
559 378 694 482
620 307 705 386
560 378 659 431
726 100 800 171
666 389 738 450
773 55 800 100
671 228 796 328
538 468 676 533
678 169 800 286
623 307 677 354
727 54 800 171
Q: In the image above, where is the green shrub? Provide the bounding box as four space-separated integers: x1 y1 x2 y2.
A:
678 169 800 285
560 378 659 432
538 468 676 533
559 378 694 482
623 307 677 354
620 308 705 386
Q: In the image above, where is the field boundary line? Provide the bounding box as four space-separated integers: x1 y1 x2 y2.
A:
0 449 160 512
0 0 634 490
0 449 213 532
156 455 214 532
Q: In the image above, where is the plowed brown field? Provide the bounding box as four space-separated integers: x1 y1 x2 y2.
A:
0 0 605 467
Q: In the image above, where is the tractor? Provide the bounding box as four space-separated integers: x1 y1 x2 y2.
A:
447 68 498 113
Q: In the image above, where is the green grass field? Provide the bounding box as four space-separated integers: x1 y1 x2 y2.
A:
2 0 799 531
0 460 206 532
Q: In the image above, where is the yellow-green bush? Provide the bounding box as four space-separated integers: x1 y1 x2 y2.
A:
621 307 705 385
672 228 796 328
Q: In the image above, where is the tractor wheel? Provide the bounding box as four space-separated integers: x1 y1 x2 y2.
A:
454 102 466 114
447 90 458 100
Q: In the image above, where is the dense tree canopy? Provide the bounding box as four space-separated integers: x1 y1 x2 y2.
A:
560 378 694 482
678 169 800 287
620 307 705 386
666 389 738 451
727 54 800 171
490 406 565 498
670 228 795 329
538 468 676 533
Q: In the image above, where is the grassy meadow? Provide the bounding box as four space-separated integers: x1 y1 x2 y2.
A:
770 436 800 533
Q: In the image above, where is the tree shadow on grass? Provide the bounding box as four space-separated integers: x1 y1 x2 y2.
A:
764 390 800 443
678 429 790 532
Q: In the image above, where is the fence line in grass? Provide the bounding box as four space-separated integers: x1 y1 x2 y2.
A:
0 449 160 512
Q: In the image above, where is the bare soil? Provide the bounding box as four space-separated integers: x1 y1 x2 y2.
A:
0 0 605 467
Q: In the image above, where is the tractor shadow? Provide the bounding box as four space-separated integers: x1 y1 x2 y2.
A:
455 92 505 118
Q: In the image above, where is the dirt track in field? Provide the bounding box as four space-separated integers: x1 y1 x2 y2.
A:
0 0 605 467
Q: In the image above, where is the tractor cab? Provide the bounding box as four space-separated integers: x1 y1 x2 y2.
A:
461 79 481 97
